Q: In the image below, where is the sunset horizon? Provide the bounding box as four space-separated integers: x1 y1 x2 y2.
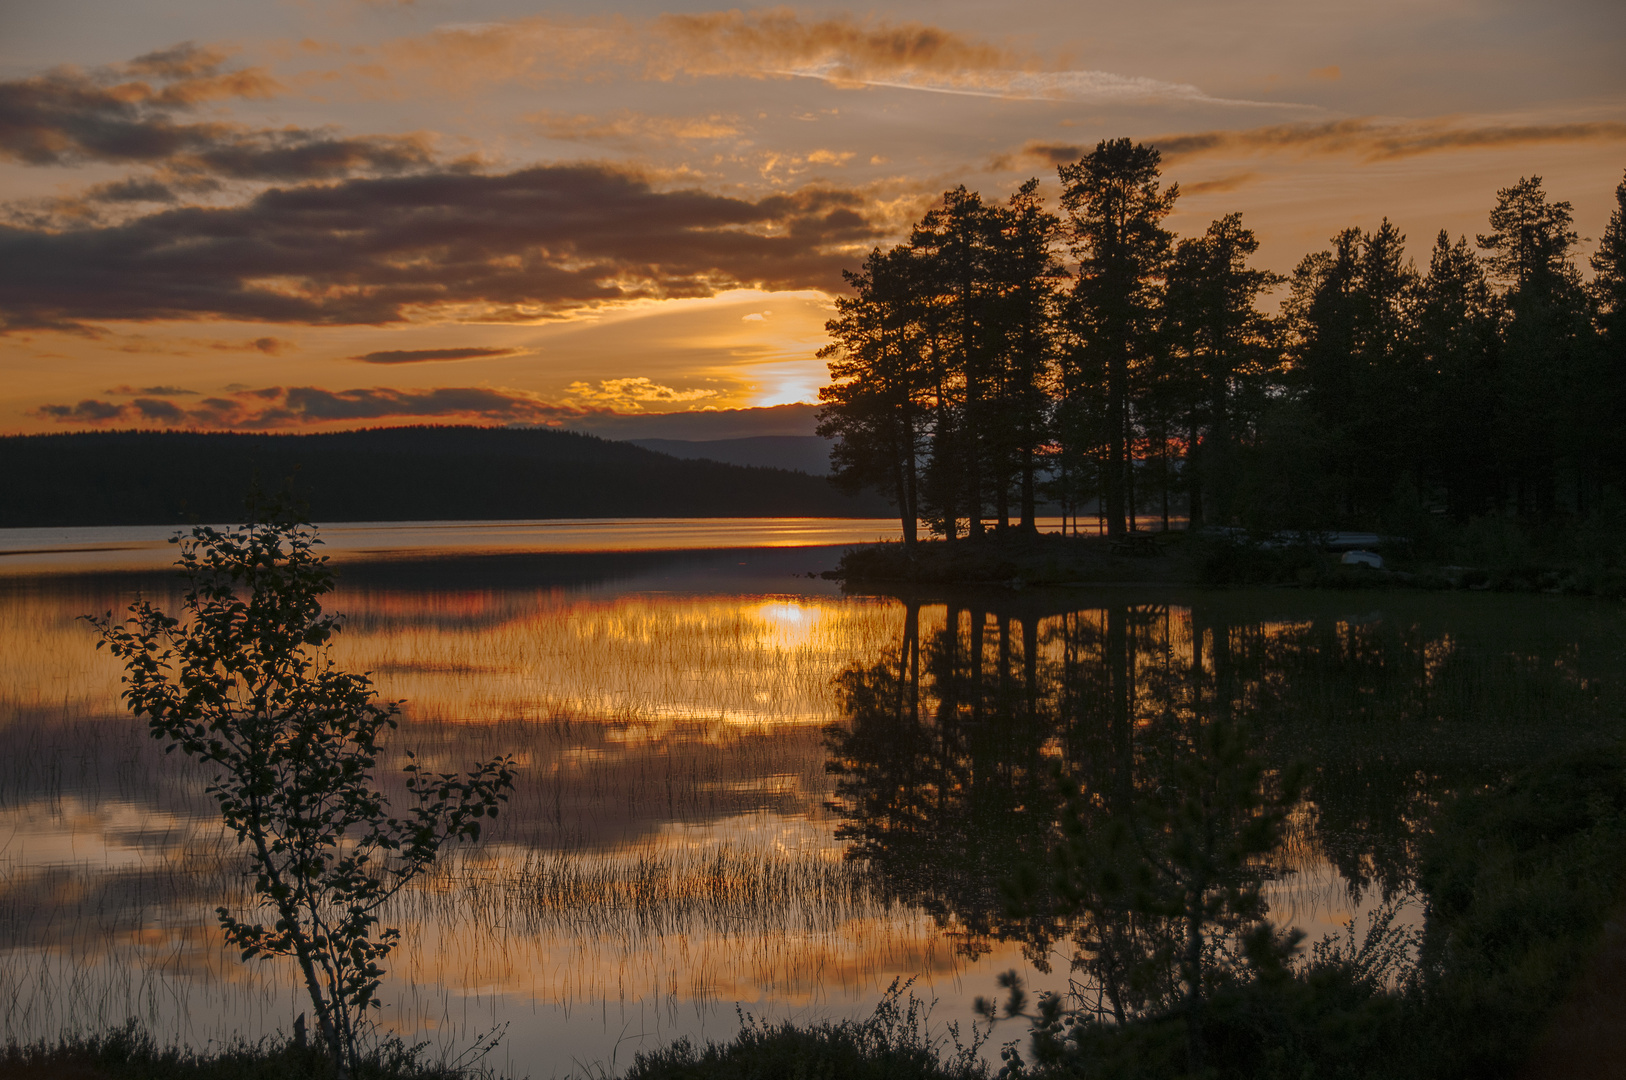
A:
4 0 1622 435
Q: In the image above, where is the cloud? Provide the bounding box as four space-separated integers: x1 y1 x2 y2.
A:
0 45 433 182
29 384 590 429
386 11 1297 108
0 163 883 330
1182 173 1261 196
1151 117 1626 162
528 109 742 146
34 399 125 422
992 118 1626 172
214 336 295 354
784 64 1297 108
563 377 718 411
105 384 198 395
354 346 523 364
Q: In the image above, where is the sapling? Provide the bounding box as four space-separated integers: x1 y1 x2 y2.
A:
90 501 515 1077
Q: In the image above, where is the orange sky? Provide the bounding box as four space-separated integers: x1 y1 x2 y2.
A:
2 0 1623 435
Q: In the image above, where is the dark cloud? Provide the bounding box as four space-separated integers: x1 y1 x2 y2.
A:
992 119 1626 173
0 164 881 330
130 397 187 422
354 346 523 364
34 399 124 422
105 384 198 395
87 177 183 204
1182 173 1260 196
30 385 589 429
0 47 432 182
205 336 295 354
1150 118 1626 161
125 42 233 81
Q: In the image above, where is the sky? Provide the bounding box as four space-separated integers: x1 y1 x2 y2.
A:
2 0 1623 437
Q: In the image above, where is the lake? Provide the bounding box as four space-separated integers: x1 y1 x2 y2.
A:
2 519 1623 1077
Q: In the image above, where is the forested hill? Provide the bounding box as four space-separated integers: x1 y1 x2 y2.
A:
0 426 882 527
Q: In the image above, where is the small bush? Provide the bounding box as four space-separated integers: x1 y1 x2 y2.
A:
621 981 987 1080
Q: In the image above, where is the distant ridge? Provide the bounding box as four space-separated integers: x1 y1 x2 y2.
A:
0 426 889 528
627 435 832 475
563 403 819 441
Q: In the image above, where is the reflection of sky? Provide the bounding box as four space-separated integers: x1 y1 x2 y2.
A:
4 547 1621 1074
0 518 905 576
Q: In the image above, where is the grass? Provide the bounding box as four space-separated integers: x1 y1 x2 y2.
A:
0 1021 471 1080
618 981 988 1080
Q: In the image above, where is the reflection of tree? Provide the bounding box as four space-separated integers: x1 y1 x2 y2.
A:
826 601 1065 959
825 594 1612 1056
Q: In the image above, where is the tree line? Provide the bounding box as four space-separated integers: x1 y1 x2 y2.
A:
0 426 891 527
817 139 1626 543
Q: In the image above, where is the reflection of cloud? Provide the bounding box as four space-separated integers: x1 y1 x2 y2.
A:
564 377 718 411
992 118 1626 173
2 164 881 330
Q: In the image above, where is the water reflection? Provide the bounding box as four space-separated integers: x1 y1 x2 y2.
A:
2 547 1622 1075
825 592 1625 982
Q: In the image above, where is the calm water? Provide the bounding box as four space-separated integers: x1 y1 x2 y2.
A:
2 521 1624 1076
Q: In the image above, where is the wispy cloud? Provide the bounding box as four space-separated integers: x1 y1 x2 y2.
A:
994 117 1626 172
0 42 435 196
31 384 590 428
379 10 1301 108
354 346 524 364
528 110 742 146
1150 117 1626 160
781 63 1304 108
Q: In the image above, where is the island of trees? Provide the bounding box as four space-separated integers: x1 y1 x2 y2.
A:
817 140 1626 551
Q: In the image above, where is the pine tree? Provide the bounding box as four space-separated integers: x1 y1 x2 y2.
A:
818 246 929 545
1164 214 1283 528
1478 176 1592 515
1058 140 1178 537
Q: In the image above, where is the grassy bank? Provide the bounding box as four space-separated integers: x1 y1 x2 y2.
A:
0 1024 465 1080
830 519 1626 597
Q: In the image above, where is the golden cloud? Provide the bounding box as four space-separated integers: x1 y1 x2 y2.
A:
563 377 719 411
374 11 1288 107
528 109 743 146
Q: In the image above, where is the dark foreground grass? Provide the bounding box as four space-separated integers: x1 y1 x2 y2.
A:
620 982 987 1080
0 1023 467 1080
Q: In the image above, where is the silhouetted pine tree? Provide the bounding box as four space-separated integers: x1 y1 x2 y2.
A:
1478 176 1593 515
1417 231 1502 518
1058 140 1178 537
1163 214 1283 528
818 245 931 545
1588 171 1626 490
